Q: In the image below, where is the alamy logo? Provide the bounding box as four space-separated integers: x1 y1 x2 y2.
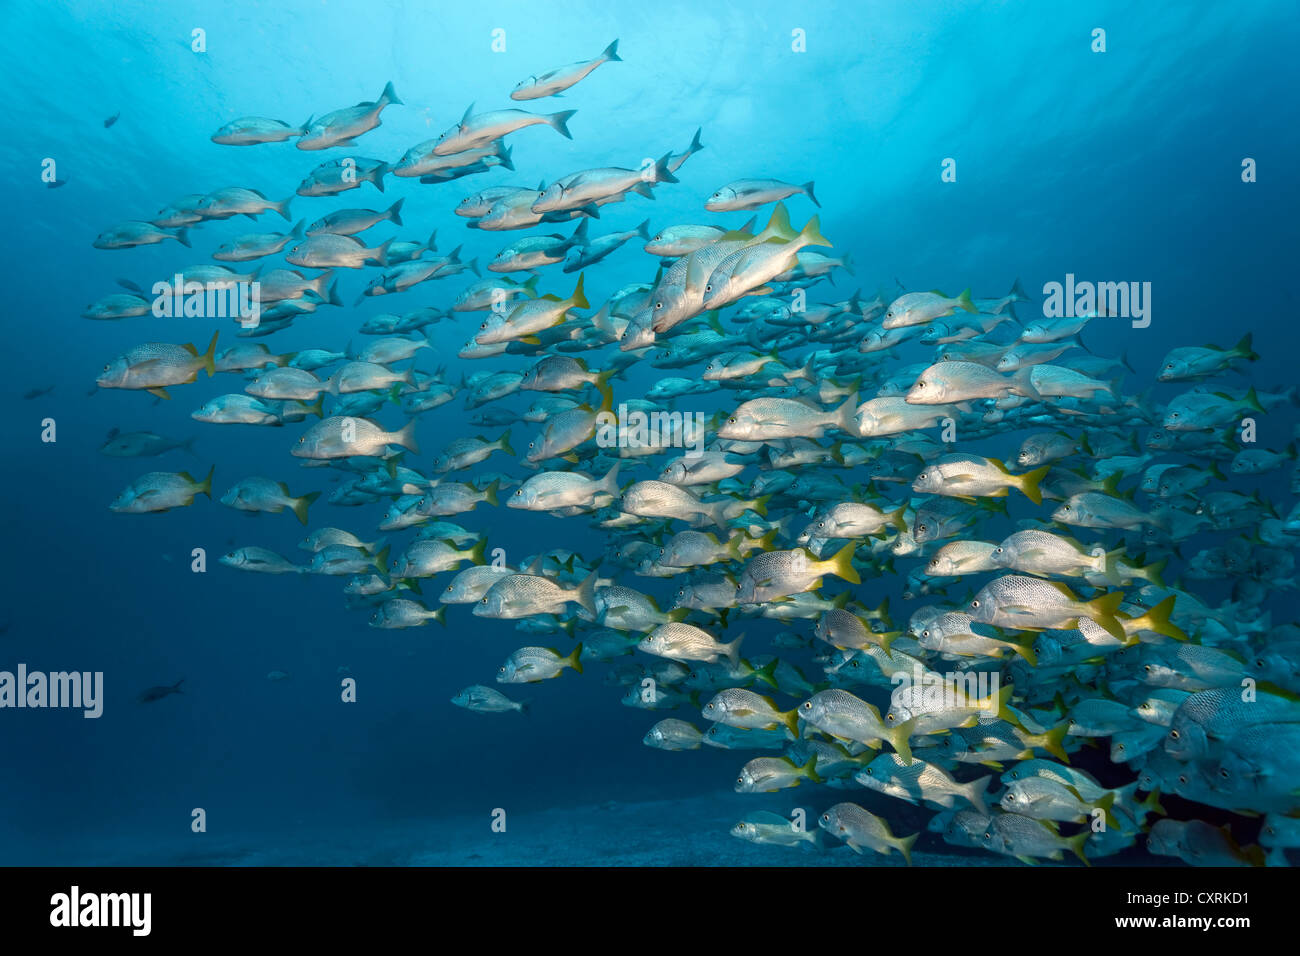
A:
595 404 707 458
0 664 103 718
50 886 151 936
889 664 1001 711
1042 273 1151 328
152 275 262 328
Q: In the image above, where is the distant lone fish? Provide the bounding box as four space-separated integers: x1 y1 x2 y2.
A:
511 40 621 100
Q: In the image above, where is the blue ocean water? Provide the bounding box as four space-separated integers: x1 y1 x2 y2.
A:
1 0 1297 866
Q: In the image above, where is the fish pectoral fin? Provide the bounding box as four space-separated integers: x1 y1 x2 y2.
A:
147 388 172 400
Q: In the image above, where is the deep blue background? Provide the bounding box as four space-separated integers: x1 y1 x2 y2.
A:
1 0 1296 863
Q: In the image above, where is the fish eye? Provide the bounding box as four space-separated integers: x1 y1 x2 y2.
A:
918 473 927 480
971 599 980 608
728 417 736 424
922 630 930 638
736 777 744 786
1169 730 1180 739
481 597 489 604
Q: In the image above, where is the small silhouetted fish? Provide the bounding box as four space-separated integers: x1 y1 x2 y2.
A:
23 386 54 399
104 112 120 128
138 679 184 703
48 178 68 189
117 278 145 294
267 670 290 681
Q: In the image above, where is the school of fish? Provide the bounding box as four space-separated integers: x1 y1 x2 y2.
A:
88 40 1300 867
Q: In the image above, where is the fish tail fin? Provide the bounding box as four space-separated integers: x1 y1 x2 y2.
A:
803 754 823 784
1039 722 1071 763
896 831 919 866
828 541 860 584
1010 276 1028 301
1086 591 1127 641
798 214 831 248
1233 332 1259 361
385 419 420 455
836 390 860 433
654 152 679 185
569 272 589 309
195 465 214 499
765 202 796 240
202 331 220 377
548 110 578 139
372 544 391 576
602 39 622 62
635 218 652 241
307 394 325 419
517 699 531 716
1141 595 1187 641
840 252 855 276
1096 791 1121 830
991 682 1019 727
370 163 389 190
575 571 599 617
1102 546 1126 587
175 227 191 248
1066 830 1091 867
467 538 488 566
802 181 820 208
496 428 515 457
886 716 916 765
373 237 393 267
275 195 293 222
752 659 779 689
380 80 402 107
593 368 617 408
966 774 993 816
598 460 621 497
889 505 908 531
1010 632 1038 666
956 287 977 313
292 490 320 526
1141 556 1168 589
724 632 745 668
1017 464 1050 504
378 198 402 229
482 479 500 507
780 707 802 740
173 679 185 693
